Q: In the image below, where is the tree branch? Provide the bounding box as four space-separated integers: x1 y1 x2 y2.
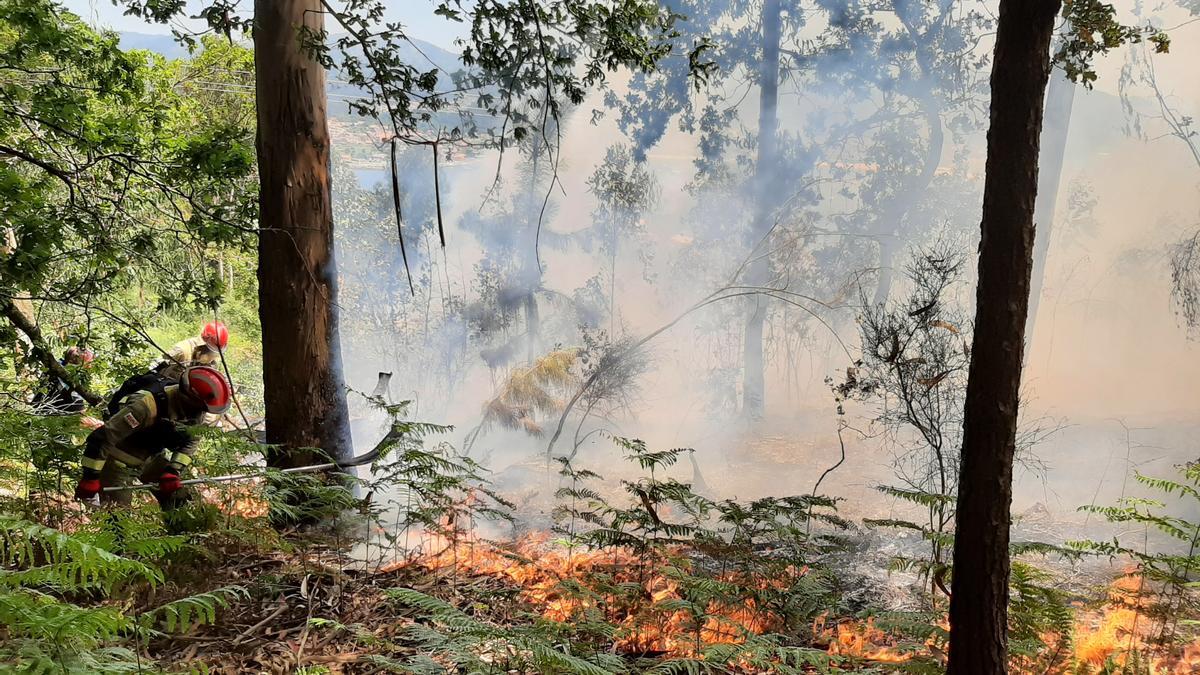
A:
1 298 103 405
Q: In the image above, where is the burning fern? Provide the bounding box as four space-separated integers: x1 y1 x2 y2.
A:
388 586 626 674
464 348 581 453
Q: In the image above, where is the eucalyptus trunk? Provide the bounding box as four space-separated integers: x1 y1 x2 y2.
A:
742 0 781 421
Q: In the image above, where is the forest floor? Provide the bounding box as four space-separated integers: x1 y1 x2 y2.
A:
146 533 442 673
141 523 1195 674
132 498 1154 674
94 418 1200 673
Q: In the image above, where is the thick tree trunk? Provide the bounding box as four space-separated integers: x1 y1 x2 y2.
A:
254 0 352 468
946 1 1060 672
1025 66 1076 344
742 0 780 421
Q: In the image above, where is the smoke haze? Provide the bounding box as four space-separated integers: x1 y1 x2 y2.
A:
327 0 1200 530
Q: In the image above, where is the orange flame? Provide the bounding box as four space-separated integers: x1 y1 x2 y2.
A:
389 536 1200 672
814 613 932 665
1071 570 1200 674
390 533 784 656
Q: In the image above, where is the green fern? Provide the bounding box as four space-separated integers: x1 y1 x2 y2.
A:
0 515 162 592
388 587 626 673
143 585 248 633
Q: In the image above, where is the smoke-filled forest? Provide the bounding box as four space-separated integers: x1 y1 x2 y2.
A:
2 0 1199 672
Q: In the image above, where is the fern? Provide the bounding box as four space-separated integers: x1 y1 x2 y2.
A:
0 515 162 592
0 588 145 673
0 514 247 671
143 585 248 633
874 485 954 509
389 587 626 673
1071 464 1200 657
87 508 192 560
1008 562 1075 665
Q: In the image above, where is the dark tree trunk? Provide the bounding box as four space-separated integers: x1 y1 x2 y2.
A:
742 0 780 421
947 1 1061 672
1025 66 1076 344
254 0 352 468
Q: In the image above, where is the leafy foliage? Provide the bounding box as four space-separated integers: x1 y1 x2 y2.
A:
0 0 255 307
1057 0 1171 87
835 242 971 597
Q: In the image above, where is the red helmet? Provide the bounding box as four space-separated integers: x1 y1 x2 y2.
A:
64 346 95 365
181 365 232 415
201 321 229 350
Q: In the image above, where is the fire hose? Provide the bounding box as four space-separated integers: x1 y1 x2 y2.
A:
99 372 396 494
99 426 400 493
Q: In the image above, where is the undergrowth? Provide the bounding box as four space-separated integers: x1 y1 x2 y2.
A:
3 402 1199 673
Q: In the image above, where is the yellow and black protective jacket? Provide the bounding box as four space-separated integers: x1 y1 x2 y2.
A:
80 384 204 480
156 336 218 381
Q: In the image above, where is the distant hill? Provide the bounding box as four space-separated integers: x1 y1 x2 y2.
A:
118 30 469 126
118 32 191 60
118 31 460 74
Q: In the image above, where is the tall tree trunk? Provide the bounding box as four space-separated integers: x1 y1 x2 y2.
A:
524 293 539 363
524 137 544 363
610 228 618 335
1025 65 1076 344
742 0 780 421
255 0 352 468
947 1 1060 672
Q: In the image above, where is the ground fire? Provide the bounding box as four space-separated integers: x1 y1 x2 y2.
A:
381 531 1200 673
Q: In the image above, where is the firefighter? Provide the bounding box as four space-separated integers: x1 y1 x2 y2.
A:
31 346 94 415
156 321 229 380
73 365 232 514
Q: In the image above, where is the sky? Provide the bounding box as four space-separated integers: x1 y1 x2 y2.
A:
60 0 1200 102
60 0 465 49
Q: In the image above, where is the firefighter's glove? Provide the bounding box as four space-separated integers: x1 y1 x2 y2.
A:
74 478 101 501
158 471 182 495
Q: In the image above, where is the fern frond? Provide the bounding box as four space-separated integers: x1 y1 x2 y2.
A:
0 515 162 592
145 585 248 633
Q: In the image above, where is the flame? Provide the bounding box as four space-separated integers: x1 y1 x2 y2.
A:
1071 570 1200 674
814 614 934 665
389 532 783 656
389 537 1200 671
